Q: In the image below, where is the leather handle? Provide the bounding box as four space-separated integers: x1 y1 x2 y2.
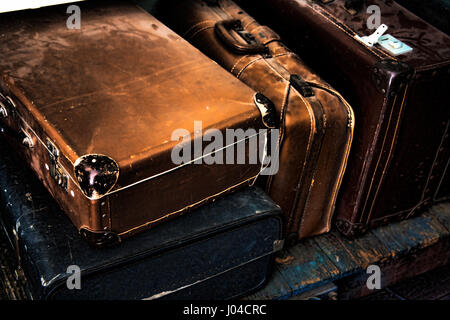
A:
214 19 268 55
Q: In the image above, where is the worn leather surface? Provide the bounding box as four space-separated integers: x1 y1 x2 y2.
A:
238 0 450 236
0 1 270 242
395 0 450 35
0 141 282 299
148 0 354 241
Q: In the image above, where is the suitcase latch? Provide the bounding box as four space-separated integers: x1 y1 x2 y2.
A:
355 25 413 56
355 24 388 47
46 139 69 191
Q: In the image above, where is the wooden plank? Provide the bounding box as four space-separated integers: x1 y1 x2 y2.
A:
353 230 393 265
313 231 361 277
336 234 450 299
371 210 448 258
249 203 450 300
314 228 392 276
245 264 292 300
276 238 340 296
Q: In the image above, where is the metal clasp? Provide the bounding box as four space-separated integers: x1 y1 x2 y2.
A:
46 139 68 191
355 24 388 47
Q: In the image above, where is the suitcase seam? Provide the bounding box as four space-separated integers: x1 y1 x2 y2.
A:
428 120 450 201
358 93 400 222
116 173 260 237
183 20 216 39
364 85 410 224
307 1 390 61
258 58 318 229
303 83 355 234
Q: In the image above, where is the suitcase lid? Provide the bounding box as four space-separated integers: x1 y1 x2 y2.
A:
0 144 283 299
0 1 267 199
299 0 450 69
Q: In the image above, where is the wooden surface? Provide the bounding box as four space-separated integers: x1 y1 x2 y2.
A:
248 202 450 300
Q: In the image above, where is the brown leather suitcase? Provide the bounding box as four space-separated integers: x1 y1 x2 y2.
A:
237 0 450 236
0 1 276 246
147 0 355 242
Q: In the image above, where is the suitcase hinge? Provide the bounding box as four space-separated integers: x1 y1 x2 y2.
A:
46 139 69 191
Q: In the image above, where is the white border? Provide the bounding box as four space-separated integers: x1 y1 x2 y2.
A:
0 0 85 13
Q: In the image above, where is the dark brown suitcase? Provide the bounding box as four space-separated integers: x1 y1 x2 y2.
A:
147 0 355 242
238 0 450 236
0 1 276 246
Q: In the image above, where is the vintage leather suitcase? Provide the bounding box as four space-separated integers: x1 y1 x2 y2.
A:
146 0 354 243
0 1 276 246
395 0 450 35
238 0 450 236
0 142 283 300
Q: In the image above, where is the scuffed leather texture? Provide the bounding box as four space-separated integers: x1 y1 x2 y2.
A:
237 0 450 237
147 0 354 242
0 0 270 242
0 143 283 300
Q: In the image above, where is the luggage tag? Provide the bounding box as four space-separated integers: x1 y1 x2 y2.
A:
355 24 413 56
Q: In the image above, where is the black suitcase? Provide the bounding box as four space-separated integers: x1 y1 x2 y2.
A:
0 142 283 300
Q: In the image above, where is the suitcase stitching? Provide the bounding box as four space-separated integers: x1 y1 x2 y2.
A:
301 83 355 234
306 1 391 61
358 93 400 222
117 174 260 237
259 58 320 232
364 85 410 224
264 81 290 194
427 120 450 201
183 20 217 39
260 57 324 233
230 55 252 74
235 54 317 230
270 53 356 230
186 24 216 41
259 53 353 236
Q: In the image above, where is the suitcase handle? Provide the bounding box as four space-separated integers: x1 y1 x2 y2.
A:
214 20 269 55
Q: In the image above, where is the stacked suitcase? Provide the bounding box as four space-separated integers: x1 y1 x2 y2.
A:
237 0 450 236
0 0 448 299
